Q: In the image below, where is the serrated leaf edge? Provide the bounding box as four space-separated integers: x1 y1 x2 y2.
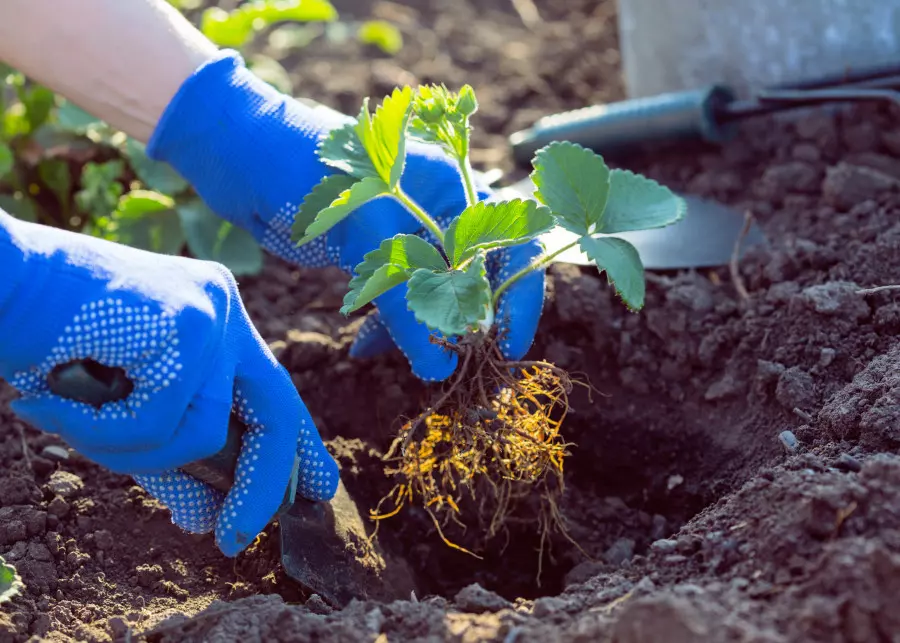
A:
600 168 688 233
579 235 646 312
405 255 490 336
292 174 358 243
529 140 611 236
297 176 389 247
341 234 446 314
445 199 555 267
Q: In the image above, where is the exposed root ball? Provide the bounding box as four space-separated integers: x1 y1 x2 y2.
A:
371 335 583 576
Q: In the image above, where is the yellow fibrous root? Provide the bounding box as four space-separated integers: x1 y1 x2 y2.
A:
371 338 582 577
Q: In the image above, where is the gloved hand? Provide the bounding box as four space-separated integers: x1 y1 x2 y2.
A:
148 50 546 382
0 210 338 556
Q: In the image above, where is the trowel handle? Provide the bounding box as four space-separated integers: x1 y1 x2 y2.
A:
46 360 296 507
508 84 736 164
179 415 299 511
179 415 245 493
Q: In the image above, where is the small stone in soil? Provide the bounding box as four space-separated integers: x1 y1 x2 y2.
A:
107 617 130 639
532 596 568 617
757 359 786 383
779 430 799 453
834 453 862 473
822 162 900 211
40 445 69 461
454 583 511 613
604 538 636 566
650 539 679 555
775 367 815 410
818 348 836 368
798 281 868 319
305 594 333 615
47 497 70 517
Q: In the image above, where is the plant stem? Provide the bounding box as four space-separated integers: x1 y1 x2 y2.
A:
491 239 579 306
394 186 445 245
458 154 478 208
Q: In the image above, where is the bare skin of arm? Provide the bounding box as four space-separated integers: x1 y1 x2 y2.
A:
0 0 219 142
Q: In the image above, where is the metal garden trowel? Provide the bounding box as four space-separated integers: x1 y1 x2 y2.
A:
46 360 415 608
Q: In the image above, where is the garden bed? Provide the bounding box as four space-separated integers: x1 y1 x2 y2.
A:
4 0 900 640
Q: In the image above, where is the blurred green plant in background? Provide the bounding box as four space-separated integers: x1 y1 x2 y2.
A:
0 0 403 275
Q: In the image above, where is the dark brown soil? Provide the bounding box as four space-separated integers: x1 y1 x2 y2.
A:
5 0 900 641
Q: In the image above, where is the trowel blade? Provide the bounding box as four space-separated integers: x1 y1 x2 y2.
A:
278 480 413 608
497 178 768 270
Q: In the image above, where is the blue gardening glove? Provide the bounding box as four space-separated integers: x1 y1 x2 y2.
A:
148 50 545 382
0 211 338 556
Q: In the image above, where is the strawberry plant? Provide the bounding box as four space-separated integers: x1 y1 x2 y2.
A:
293 85 686 561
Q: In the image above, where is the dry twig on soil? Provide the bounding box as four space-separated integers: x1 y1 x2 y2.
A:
730 210 754 302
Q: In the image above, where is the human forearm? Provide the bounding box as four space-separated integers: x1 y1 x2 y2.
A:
0 0 218 142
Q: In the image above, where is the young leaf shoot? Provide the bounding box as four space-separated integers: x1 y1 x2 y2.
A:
295 85 685 339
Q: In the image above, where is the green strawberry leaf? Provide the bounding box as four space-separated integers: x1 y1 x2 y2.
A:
122 138 190 195
297 176 389 246
531 141 611 236
319 116 380 180
0 556 24 605
116 189 175 217
599 169 687 233
253 0 337 23
406 254 491 336
444 198 553 267
19 85 55 133
292 174 358 242
113 190 184 255
355 87 413 189
358 20 403 55
37 159 72 214
75 160 125 220
201 1 336 48
342 233 446 314
201 7 254 47
0 193 39 222
579 236 645 311
0 142 13 179
56 100 104 133
178 199 262 275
